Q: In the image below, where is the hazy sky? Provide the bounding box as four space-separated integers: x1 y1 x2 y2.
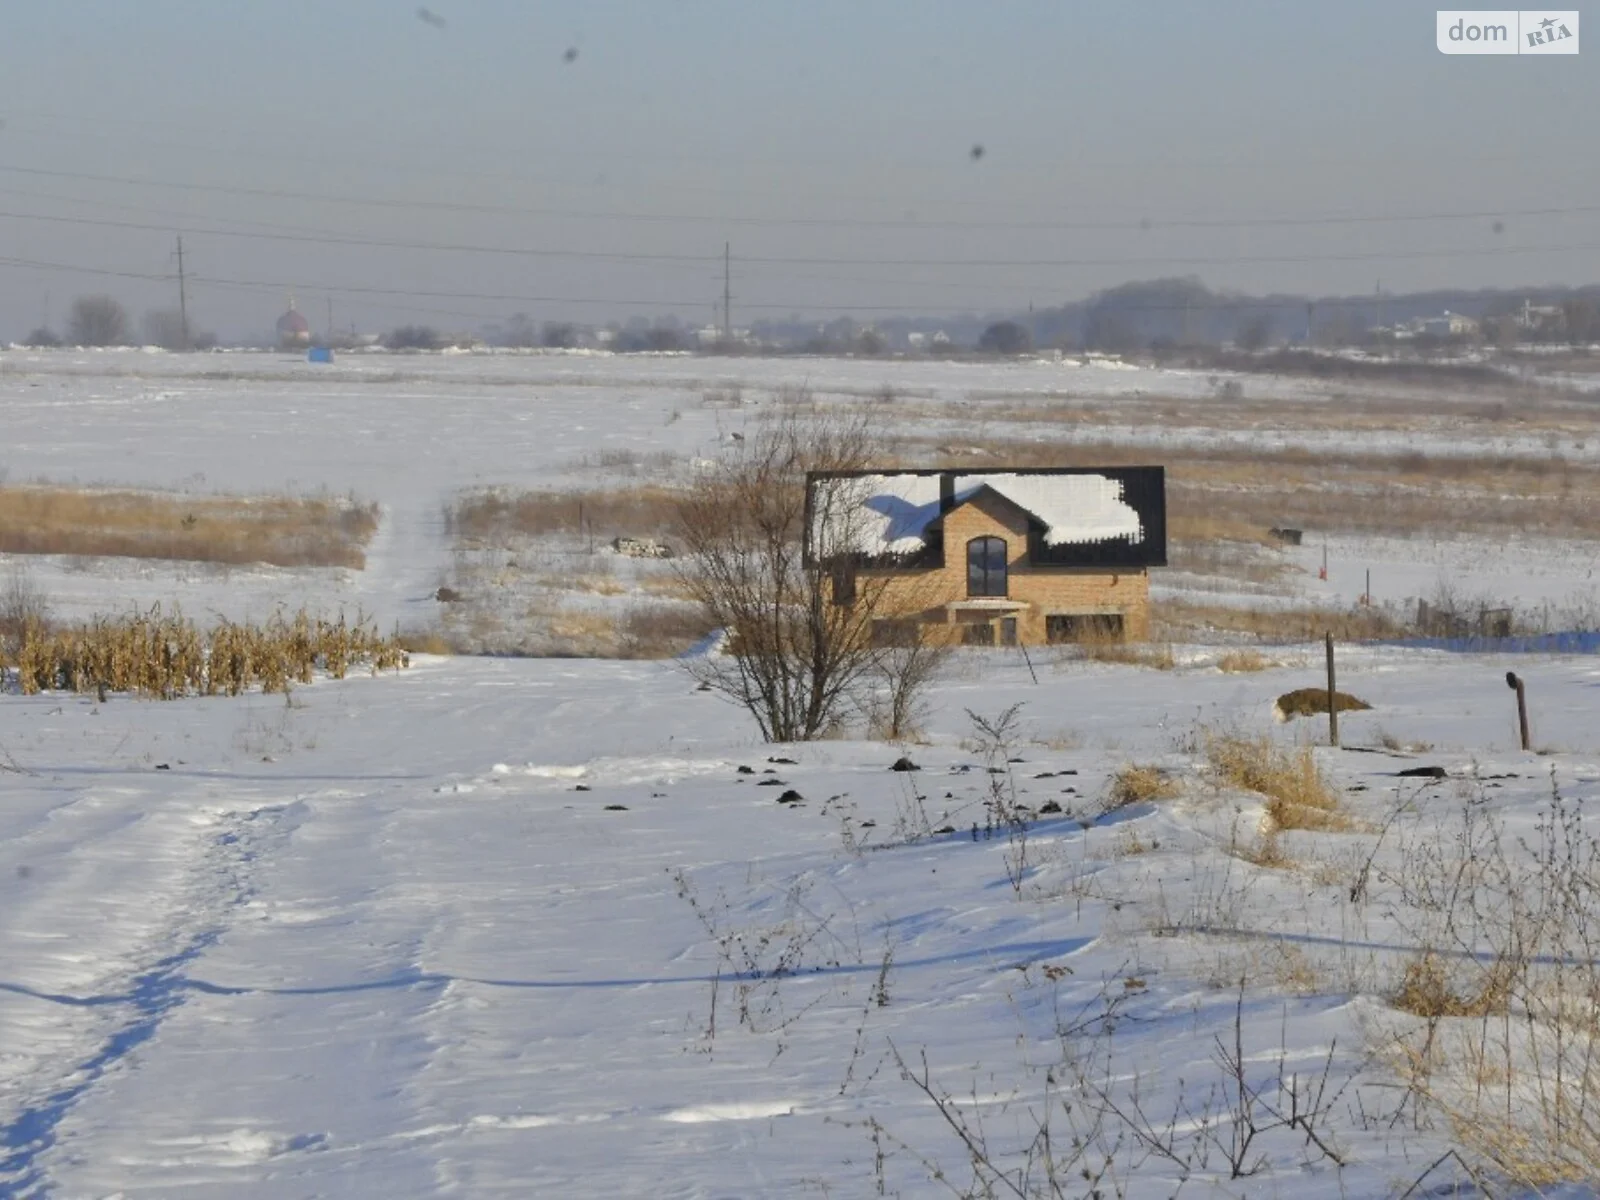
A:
0 0 1594 340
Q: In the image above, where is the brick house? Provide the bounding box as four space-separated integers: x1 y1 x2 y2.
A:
806 466 1166 646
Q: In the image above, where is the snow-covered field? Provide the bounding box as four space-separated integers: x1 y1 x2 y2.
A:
5 348 1599 630
3 647 1600 1196
4 349 1600 1195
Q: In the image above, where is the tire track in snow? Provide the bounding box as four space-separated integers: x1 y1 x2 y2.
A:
0 800 306 1194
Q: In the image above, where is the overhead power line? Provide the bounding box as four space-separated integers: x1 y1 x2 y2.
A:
1 206 1596 271
3 162 1600 232
2 252 1592 319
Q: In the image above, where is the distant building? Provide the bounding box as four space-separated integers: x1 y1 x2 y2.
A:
807 466 1167 647
1516 300 1566 333
276 299 311 349
1411 311 1478 338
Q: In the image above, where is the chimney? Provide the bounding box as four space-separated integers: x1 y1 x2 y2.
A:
939 471 955 514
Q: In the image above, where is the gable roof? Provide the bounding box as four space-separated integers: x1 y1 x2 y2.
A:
806 466 1167 569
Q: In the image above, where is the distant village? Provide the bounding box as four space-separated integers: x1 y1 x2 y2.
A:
264 283 1598 357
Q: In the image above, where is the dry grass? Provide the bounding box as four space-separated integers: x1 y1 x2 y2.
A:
1217 649 1276 673
1205 733 1348 832
7 606 405 698
0 485 378 569
1154 600 1406 644
1076 640 1176 670
434 595 713 660
394 628 458 656
899 434 1600 541
1104 763 1180 810
449 485 680 543
1391 952 1514 1020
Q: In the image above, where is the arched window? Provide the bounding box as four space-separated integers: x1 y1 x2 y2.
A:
967 536 1008 597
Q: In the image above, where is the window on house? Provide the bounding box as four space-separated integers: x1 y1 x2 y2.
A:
1000 617 1018 646
1046 613 1125 644
962 620 995 646
830 561 857 606
966 536 1008 597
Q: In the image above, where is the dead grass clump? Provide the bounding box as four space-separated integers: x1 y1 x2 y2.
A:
1108 829 1153 857
1274 687 1372 719
1391 952 1514 1020
1231 826 1292 869
1205 733 1347 831
0 486 377 569
394 628 458 656
448 485 680 544
13 606 406 698
1217 649 1275 673
1105 763 1180 810
1078 640 1176 670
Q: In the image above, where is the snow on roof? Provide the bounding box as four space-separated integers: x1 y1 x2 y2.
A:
812 472 943 557
954 473 1144 546
812 470 1144 557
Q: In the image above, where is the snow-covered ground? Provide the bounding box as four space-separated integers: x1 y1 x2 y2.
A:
3 647 1600 1196
5 349 1600 1195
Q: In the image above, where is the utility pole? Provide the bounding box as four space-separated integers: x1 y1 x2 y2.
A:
723 242 732 343
326 296 334 345
175 236 190 351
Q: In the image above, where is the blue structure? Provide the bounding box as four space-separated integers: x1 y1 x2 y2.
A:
308 346 334 364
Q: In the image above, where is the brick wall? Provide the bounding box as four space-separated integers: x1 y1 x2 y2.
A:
851 490 1151 644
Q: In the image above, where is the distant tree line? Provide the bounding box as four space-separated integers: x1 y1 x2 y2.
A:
17 280 1600 356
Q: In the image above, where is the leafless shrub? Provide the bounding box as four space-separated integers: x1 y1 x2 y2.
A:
864 625 952 742
672 868 864 1056
68 295 129 346
1382 779 1600 1187
0 565 50 662
671 406 891 742
872 981 1353 1197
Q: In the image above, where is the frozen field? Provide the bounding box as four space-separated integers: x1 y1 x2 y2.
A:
4 349 1600 1195
3 347 1599 630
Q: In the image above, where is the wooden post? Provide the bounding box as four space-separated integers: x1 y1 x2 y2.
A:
1325 631 1339 747
1506 671 1530 751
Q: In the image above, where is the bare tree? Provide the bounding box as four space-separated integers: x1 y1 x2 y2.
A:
384 324 440 350
672 407 895 742
867 627 952 742
68 295 130 347
141 309 214 351
1236 314 1272 351
977 320 1032 355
